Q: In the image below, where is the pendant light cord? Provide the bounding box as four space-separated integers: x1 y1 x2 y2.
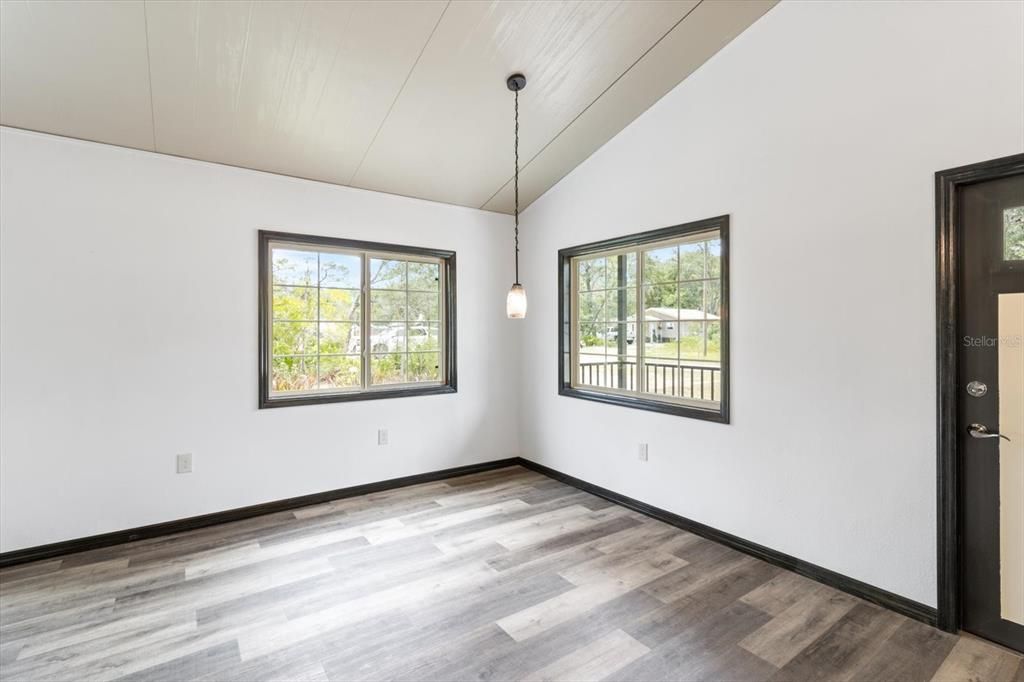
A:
513 87 520 285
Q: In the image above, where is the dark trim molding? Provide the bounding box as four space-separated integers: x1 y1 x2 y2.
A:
935 152 1024 633
257 229 457 409
517 458 938 626
0 458 517 569
0 451 950 628
557 215 730 423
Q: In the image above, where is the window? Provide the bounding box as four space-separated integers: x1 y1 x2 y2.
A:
558 215 729 422
259 231 455 408
1005 206 1024 261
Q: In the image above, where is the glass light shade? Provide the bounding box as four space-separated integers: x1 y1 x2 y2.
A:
506 283 527 319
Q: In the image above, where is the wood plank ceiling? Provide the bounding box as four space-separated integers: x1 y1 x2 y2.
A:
0 0 775 213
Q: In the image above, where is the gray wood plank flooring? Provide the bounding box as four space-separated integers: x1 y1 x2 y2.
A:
1 465 1021 681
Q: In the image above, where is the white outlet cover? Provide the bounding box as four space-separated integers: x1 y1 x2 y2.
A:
176 453 193 474
378 429 389 445
638 443 649 462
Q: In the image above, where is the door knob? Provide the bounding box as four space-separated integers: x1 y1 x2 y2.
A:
967 423 1011 442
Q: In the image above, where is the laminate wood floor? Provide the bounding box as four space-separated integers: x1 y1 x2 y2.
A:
1 466 1022 682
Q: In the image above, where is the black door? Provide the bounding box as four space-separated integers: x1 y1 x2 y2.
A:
959 170 1024 652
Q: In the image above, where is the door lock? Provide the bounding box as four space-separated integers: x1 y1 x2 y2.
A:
966 381 988 397
967 423 1011 442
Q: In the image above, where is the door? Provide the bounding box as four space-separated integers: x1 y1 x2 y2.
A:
959 170 1024 652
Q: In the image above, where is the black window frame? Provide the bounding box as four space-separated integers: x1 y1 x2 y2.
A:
557 215 729 423
258 229 457 409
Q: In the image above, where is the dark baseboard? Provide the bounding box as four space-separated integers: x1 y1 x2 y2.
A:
0 458 519 569
0 454 940 629
516 457 939 627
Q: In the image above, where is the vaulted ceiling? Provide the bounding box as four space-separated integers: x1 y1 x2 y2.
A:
0 0 775 213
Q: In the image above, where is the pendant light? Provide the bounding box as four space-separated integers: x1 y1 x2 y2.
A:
505 73 528 319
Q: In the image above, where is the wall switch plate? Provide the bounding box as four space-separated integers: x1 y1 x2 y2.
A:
638 443 649 462
378 429 389 446
176 453 193 474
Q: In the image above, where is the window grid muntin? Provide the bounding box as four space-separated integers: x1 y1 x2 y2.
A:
367 251 443 387
571 229 721 404
268 242 364 394
268 240 444 398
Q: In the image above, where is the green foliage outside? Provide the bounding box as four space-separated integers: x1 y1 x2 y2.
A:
270 249 440 392
371 352 440 385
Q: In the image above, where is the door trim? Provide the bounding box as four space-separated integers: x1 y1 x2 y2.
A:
936 152 1024 633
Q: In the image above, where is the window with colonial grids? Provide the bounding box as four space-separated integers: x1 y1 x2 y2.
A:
258 231 456 408
558 216 729 422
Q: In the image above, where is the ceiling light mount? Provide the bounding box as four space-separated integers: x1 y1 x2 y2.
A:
506 73 527 92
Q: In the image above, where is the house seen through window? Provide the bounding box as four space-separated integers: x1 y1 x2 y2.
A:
559 216 729 422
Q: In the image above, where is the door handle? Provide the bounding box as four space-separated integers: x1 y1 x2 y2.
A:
967 423 1011 442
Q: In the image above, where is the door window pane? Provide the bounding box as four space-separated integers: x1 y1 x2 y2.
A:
1005 207 1024 261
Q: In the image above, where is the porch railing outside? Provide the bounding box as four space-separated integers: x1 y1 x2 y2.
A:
578 359 721 402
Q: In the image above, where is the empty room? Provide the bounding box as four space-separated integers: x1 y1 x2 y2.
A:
1 0 1023 680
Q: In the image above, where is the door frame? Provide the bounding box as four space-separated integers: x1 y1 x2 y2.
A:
936 152 1024 633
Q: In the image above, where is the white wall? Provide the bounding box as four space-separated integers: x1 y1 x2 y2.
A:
2 0 1021 609
517 0 1024 607
0 128 520 552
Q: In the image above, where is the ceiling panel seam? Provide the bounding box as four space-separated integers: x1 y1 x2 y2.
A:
555 2 623 88
310 4 354 122
231 1 256 114
142 1 157 151
346 0 451 186
270 1 308 133
477 0 705 210
190 0 202 138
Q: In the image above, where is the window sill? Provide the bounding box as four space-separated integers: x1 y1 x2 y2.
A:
260 383 456 409
558 385 728 423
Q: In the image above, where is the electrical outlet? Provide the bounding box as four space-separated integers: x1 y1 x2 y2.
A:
378 429 389 446
638 443 649 462
176 453 193 474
